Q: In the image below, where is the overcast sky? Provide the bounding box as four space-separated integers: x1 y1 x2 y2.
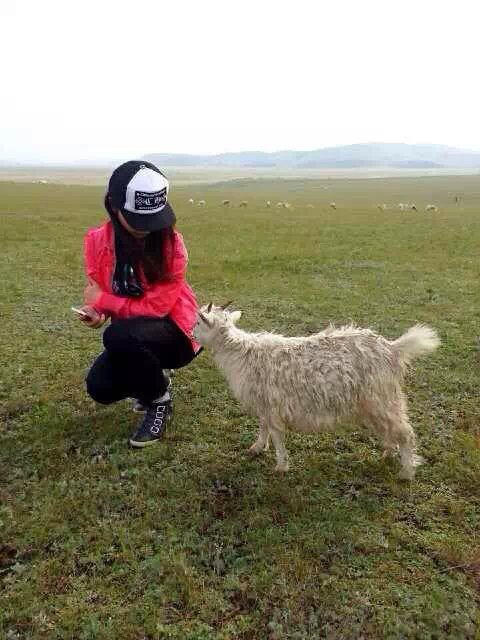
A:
1 0 479 164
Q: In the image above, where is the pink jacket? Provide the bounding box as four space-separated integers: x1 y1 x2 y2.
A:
83 221 200 352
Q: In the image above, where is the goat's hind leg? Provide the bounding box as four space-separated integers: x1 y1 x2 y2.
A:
247 417 270 457
396 419 423 480
364 399 422 480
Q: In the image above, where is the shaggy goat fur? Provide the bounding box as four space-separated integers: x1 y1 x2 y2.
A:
193 305 440 479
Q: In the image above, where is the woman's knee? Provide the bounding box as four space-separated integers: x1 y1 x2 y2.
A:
85 370 116 405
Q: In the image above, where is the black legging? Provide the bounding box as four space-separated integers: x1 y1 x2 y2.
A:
86 317 195 405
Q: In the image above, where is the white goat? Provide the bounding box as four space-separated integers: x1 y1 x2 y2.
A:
266 201 271 208
222 199 231 206
329 202 337 210
239 200 248 208
197 200 206 207
188 198 195 204
193 304 440 480
425 204 438 212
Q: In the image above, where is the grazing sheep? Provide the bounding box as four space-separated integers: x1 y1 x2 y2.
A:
222 199 231 206
283 202 292 209
410 204 417 211
275 201 284 208
193 304 440 480
197 200 206 207
329 202 337 210
188 198 195 204
425 204 438 212
377 204 387 211
239 200 248 208
266 201 271 208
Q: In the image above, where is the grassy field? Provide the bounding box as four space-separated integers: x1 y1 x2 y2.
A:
0 175 479 639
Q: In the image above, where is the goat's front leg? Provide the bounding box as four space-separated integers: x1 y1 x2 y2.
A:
269 424 289 472
247 417 270 457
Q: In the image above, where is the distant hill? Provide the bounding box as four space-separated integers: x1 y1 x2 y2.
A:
144 143 480 169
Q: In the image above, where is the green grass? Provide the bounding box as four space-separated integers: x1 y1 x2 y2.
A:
0 176 479 639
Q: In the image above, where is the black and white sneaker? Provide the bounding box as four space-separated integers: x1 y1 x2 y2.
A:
129 398 173 448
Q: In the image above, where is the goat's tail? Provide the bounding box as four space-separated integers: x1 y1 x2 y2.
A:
391 324 440 365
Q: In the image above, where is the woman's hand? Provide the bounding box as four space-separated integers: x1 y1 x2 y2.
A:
78 305 106 329
84 277 102 306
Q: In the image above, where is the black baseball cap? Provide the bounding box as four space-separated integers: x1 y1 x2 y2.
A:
107 160 176 231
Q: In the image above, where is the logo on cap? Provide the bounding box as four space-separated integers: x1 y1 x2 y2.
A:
134 188 167 212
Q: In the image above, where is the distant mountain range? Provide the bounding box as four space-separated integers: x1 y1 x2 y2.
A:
144 143 480 169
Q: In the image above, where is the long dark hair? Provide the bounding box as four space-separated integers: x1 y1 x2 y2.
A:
105 196 175 285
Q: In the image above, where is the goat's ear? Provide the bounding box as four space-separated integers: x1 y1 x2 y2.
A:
230 310 242 324
199 311 212 326
207 302 213 313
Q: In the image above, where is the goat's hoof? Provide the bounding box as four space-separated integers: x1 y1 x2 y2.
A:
247 444 263 457
398 467 415 481
382 447 397 460
274 463 289 473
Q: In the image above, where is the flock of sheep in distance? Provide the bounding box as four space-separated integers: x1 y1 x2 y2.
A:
188 198 441 212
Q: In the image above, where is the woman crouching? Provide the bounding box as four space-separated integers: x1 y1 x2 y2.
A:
78 160 200 447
